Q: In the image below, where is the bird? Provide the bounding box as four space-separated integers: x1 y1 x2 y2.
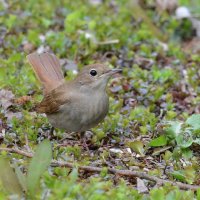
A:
27 52 121 132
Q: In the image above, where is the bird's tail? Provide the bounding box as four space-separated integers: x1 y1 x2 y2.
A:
27 52 64 94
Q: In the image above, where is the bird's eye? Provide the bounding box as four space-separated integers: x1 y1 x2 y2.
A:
90 69 97 76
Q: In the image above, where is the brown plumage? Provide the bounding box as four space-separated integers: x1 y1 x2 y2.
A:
27 52 64 94
27 52 121 132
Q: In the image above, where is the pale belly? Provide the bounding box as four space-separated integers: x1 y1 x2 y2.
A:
47 93 109 132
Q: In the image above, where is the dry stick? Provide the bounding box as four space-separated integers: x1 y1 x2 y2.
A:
0 147 199 191
0 148 33 157
51 161 199 191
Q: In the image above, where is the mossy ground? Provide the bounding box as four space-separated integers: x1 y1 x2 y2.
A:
0 0 200 199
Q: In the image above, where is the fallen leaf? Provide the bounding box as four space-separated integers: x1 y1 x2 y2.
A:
109 148 123 154
60 58 78 74
5 111 23 122
156 0 177 13
23 42 35 53
0 89 15 110
14 96 31 105
137 178 148 193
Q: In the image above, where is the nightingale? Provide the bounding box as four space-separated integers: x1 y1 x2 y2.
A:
27 52 121 132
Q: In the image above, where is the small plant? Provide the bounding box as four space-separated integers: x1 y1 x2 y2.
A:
150 114 200 149
0 140 52 198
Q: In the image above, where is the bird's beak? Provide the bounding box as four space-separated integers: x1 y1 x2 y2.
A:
105 68 122 76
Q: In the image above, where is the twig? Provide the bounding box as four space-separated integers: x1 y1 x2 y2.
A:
96 39 119 45
51 160 199 190
0 147 199 191
24 133 31 152
0 148 33 158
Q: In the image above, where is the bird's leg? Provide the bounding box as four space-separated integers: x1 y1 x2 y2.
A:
50 127 55 135
77 131 90 151
45 126 55 139
59 132 76 143
58 132 89 151
77 131 85 139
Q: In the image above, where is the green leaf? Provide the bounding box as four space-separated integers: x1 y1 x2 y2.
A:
13 163 27 192
186 114 200 130
184 166 195 184
171 170 186 182
150 188 165 200
197 188 200 200
176 129 193 148
27 140 52 196
69 168 78 183
100 167 108 177
181 149 193 159
5 14 17 29
127 141 144 156
149 135 167 147
0 157 23 196
64 10 84 33
193 138 200 145
165 121 182 139
171 167 195 184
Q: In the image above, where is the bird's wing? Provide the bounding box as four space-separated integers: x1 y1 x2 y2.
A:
36 86 71 114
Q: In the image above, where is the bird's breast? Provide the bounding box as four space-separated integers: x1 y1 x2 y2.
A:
47 91 109 132
80 91 109 129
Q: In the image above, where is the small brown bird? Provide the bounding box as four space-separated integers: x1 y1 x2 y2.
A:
27 52 121 132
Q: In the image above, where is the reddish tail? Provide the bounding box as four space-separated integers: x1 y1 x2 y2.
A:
27 52 64 94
